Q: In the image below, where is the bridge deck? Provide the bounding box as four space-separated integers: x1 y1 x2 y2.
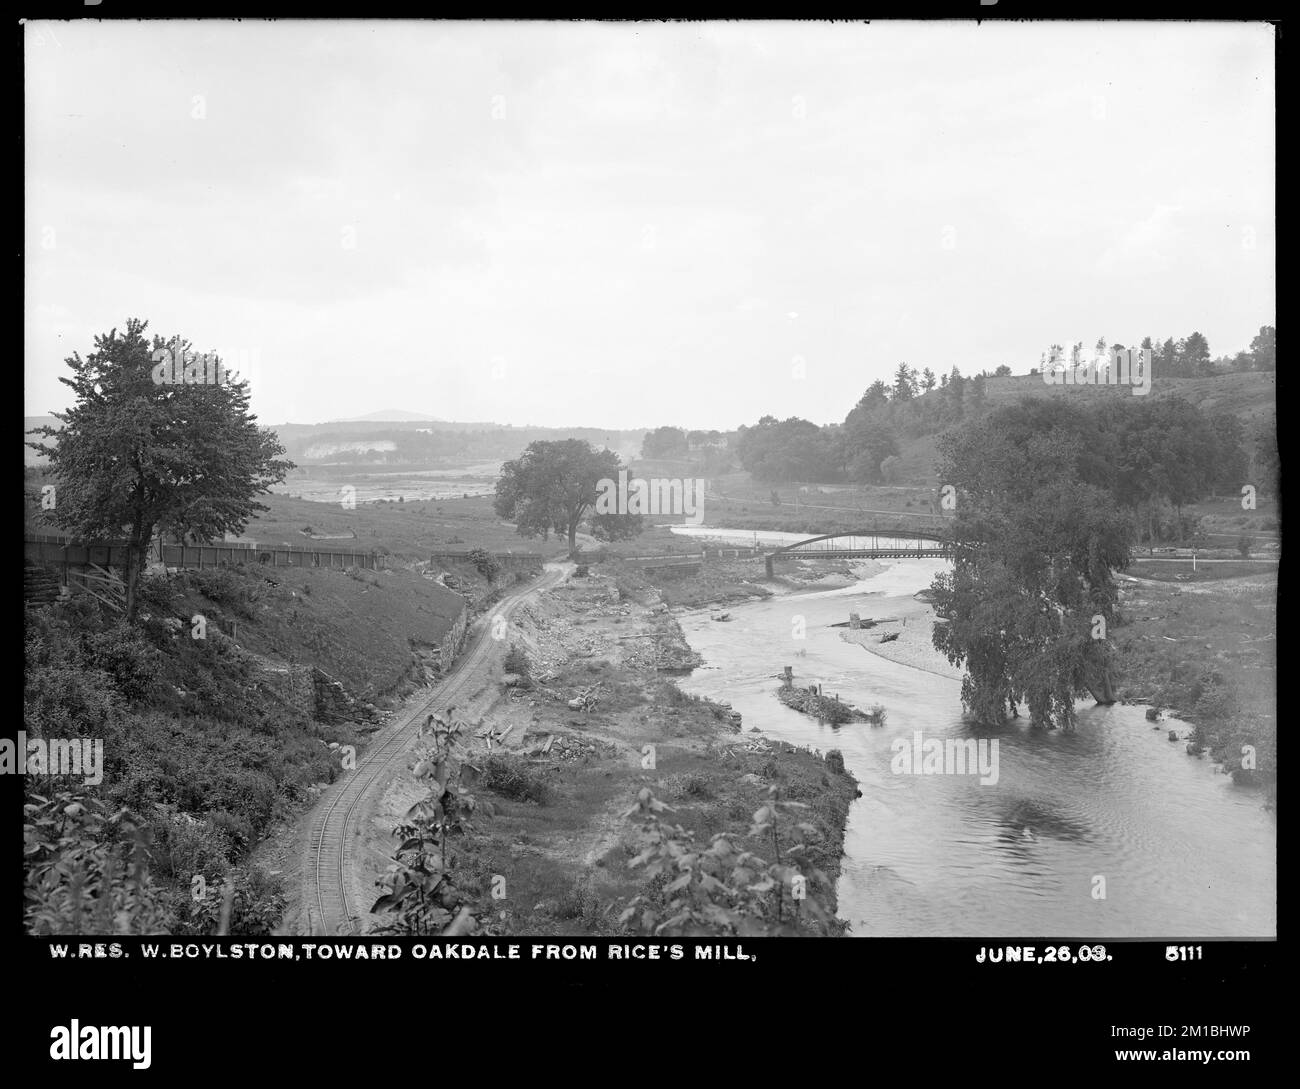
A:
778 547 949 559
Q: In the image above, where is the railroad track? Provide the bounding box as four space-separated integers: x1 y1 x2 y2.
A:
307 564 566 935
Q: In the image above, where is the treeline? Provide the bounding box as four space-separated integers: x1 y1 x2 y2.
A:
1041 326 1276 378
733 322 1276 486
944 395 1270 546
734 364 991 484
637 425 737 474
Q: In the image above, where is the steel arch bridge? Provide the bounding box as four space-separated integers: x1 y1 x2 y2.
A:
764 528 950 576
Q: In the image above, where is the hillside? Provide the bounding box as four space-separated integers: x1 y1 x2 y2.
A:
22 546 513 935
982 370 1275 423
892 370 1275 486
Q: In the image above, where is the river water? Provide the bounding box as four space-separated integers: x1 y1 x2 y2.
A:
670 528 1276 937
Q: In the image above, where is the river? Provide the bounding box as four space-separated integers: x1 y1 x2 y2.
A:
670 528 1277 937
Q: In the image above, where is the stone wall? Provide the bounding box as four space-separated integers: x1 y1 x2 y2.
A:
438 607 471 673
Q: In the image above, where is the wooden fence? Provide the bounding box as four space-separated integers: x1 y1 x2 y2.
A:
24 535 381 578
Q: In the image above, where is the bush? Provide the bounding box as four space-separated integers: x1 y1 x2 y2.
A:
504 643 532 686
467 548 501 582
80 622 160 702
187 567 266 618
204 809 255 859
172 866 287 936
663 773 711 800
24 789 170 936
479 756 552 805
148 811 234 885
553 878 604 928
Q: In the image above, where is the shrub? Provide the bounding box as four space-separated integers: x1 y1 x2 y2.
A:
504 643 532 686
172 866 287 936
147 810 233 885
479 756 552 805
24 789 170 936
204 809 255 859
187 567 266 618
554 878 605 928
467 548 501 582
663 773 711 800
80 621 160 703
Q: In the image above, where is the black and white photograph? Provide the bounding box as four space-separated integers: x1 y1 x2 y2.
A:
20 13 1277 1063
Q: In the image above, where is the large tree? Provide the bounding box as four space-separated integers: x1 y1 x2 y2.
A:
27 319 293 620
931 400 1133 728
892 362 918 401
840 393 899 484
1182 331 1212 376
1249 325 1276 371
493 439 641 554
734 416 838 482
640 425 689 460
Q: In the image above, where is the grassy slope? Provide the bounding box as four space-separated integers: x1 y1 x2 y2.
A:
242 492 571 563
167 563 476 703
1111 569 1277 802
24 556 506 934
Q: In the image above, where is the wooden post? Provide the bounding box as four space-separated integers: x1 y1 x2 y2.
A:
782 665 793 688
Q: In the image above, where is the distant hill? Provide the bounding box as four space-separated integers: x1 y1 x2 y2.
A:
25 409 652 470
328 409 444 423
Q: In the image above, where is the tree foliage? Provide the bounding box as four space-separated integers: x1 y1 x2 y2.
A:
493 439 641 553
641 425 689 459
27 319 293 619
931 395 1240 728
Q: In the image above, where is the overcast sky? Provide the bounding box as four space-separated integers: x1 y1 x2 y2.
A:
25 20 1275 430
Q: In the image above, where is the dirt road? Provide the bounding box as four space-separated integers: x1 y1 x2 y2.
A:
302 562 570 935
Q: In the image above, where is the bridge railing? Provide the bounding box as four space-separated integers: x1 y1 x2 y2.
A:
775 529 949 555
615 551 706 564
